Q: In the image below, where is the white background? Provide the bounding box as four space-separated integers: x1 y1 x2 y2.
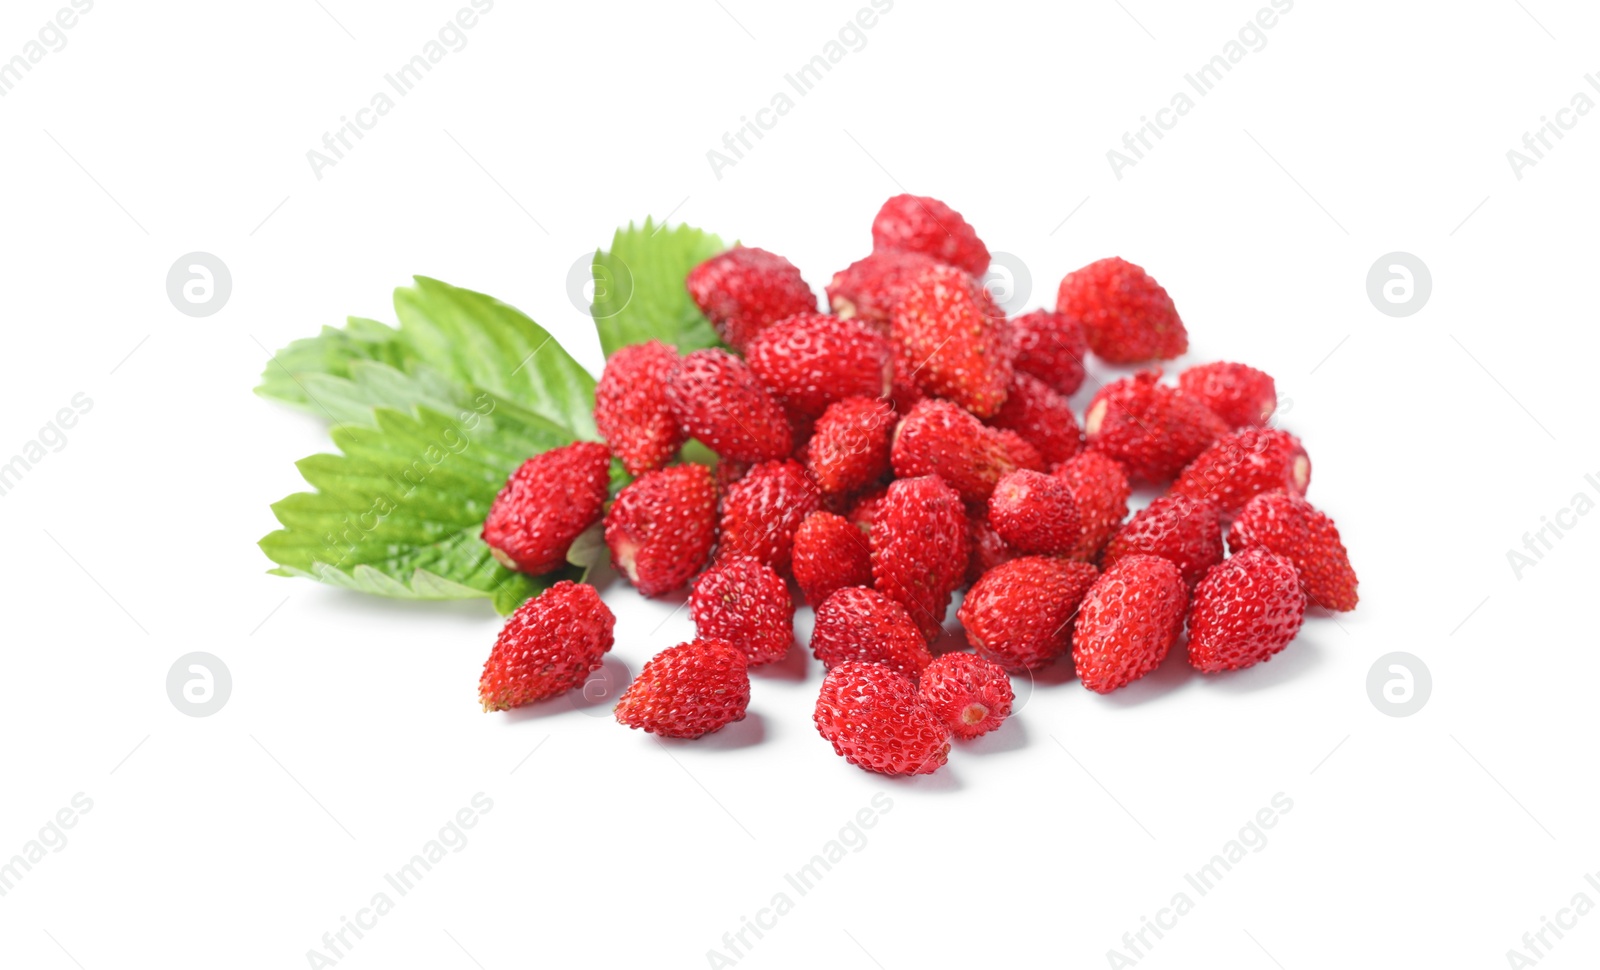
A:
2 1 1597 967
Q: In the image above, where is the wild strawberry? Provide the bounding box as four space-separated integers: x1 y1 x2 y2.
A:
1057 257 1187 363
871 475 969 642
1169 428 1310 516
1009 309 1087 396
745 313 892 422
827 249 942 330
958 556 1099 672
715 459 822 576
805 396 896 496
594 340 685 475
604 464 717 597
888 342 926 414
989 372 1083 468
1052 451 1131 562
1072 554 1188 693
966 508 1018 585
479 581 614 710
891 264 1012 418
918 653 1013 739
1102 494 1223 589
792 512 874 607
1186 548 1306 673
1084 371 1226 481
813 660 951 775
1178 361 1277 429
987 469 1083 556
871 194 991 275
667 349 792 463
690 556 794 665
685 247 816 352
809 586 933 680
481 442 611 575
846 486 890 533
891 398 1025 503
614 639 750 738
995 428 1047 473
1228 491 1359 611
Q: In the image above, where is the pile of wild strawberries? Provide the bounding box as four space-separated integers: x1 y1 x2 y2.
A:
474 195 1359 777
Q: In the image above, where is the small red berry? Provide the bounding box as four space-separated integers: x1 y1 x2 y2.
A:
891 398 1026 504
1084 371 1226 482
1228 491 1359 611
481 442 611 575
1009 309 1088 396
614 639 751 738
792 511 874 607
959 556 1100 672
1102 494 1224 589
827 249 942 330
594 340 685 475
918 653 1014 739
690 556 795 666
965 508 1018 585
1177 361 1277 429
1186 548 1307 673
871 194 991 275
814 661 951 775
989 372 1083 468
745 313 892 422
479 581 615 711
1169 428 1310 516
891 264 1012 418
715 459 823 577
809 586 933 681
604 464 718 598
1057 256 1187 363
667 349 793 462
1072 554 1188 693
686 247 816 352
1052 451 1131 562
806 396 896 496
987 469 1084 556
871 475 969 642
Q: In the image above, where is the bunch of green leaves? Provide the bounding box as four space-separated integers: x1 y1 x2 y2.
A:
257 220 726 613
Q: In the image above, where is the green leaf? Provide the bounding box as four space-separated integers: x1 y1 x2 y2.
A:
255 317 414 413
259 400 589 614
592 218 727 357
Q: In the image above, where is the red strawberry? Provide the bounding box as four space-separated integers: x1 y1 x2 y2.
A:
994 429 1047 474
1057 257 1187 363
871 475 969 642
1102 494 1224 589
989 372 1083 468
987 469 1083 556
792 512 874 607
1009 309 1088 396
1186 548 1306 673
1228 491 1359 611
891 264 1012 418
809 586 933 681
1072 554 1188 693
1084 371 1226 481
479 581 615 710
805 396 896 496
846 487 891 536
965 508 1018 585
918 653 1013 739
891 398 1026 504
1169 428 1310 516
690 556 794 665
887 342 926 414
1052 451 1131 562
715 459 823 576
871 194 991 275
594 340 685 475
481 442 611 575
959 556 1099 671
813 660 951 775
745 313 891 422
685 247 816 352
604 464 718 597
667 349 792 463
614 639 750 738
1178 361 1277 429
827 250 942 330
